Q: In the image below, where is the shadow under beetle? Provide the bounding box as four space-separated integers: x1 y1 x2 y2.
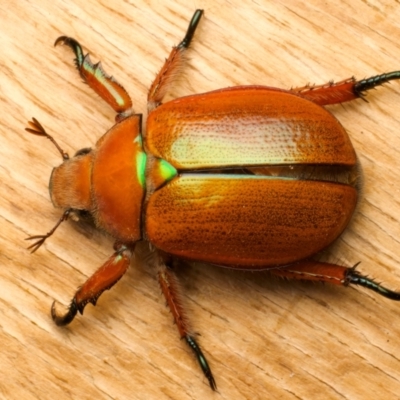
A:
26 10 400 390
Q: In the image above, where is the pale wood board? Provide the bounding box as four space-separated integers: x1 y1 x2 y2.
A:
2 1 400 399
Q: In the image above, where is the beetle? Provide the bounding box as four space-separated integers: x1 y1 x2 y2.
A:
25 9 400 390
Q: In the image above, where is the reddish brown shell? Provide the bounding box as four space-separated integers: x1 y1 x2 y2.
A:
145 176 357 268
145 86 357 169
144 86 358 267
92 115 144 242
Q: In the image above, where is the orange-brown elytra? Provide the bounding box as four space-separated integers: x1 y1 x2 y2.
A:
25 9 400 390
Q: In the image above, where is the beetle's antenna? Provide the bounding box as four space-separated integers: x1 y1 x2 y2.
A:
26 209 71 253
346 264 400 300
26 118 69 161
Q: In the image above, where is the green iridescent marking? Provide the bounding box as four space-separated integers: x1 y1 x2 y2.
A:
158 159 177 182
136 151 147 187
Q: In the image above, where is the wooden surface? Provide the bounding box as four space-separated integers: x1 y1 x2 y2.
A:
2 1 400 399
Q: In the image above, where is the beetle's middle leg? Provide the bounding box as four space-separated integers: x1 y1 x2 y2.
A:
147 9 203 111
291 71 400 106
55 37 133 122
157 255 216 390
269 260 400 300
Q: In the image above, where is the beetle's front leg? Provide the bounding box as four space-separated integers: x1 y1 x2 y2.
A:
55 37 133 121
291 71 400 106
52 243 133 325
156 254 216 390
147 9 203 111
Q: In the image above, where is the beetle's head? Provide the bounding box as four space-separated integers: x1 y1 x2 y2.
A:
49 148 93 212
25 118 94 213
24 119 97 252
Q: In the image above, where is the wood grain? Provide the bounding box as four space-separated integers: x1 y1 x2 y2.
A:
2 1 400 399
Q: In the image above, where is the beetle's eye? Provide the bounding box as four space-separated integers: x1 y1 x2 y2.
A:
74 147 92 157
76 210 95 225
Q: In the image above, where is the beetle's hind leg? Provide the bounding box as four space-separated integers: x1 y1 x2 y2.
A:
55 37 133 121
147 9 203 111
157 255 216 390
269 260 400 300
291 71 400 106
51 243 132 325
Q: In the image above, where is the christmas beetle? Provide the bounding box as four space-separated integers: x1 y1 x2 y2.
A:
26 9 400 390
